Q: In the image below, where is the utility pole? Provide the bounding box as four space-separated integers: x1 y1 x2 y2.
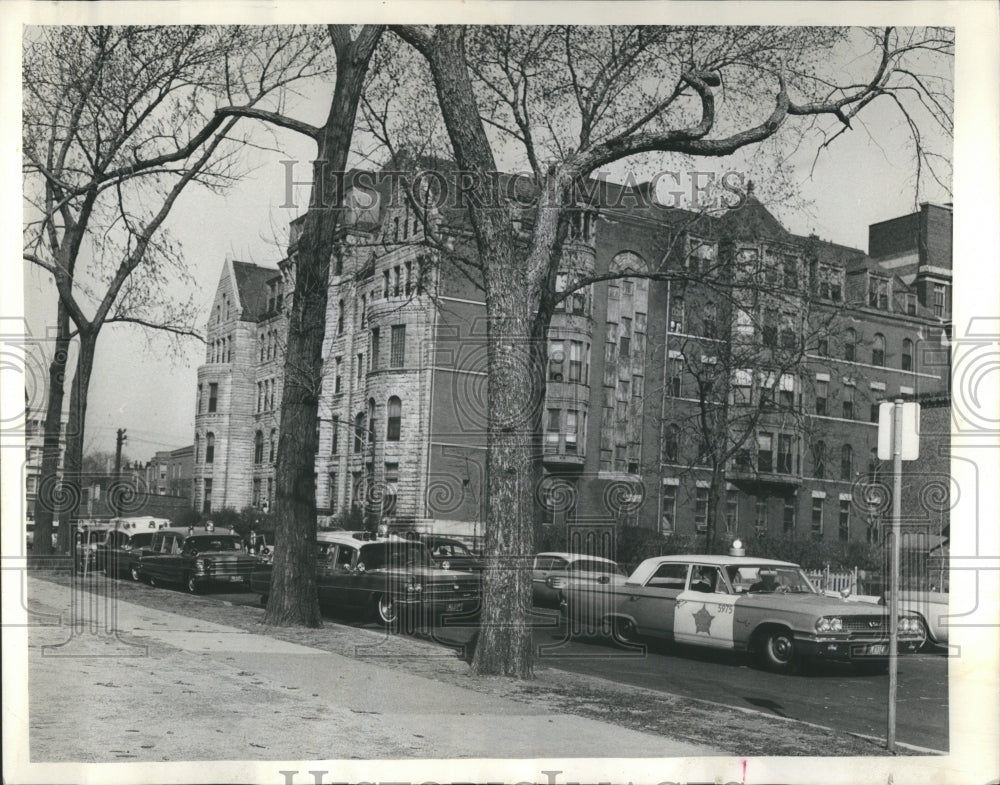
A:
114 428 127 517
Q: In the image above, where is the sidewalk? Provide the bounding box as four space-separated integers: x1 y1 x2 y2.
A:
26 575 720 762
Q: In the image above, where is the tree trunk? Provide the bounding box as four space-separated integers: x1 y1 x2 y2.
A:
706 463 727 552
264 35 376 627
31 302 71 556
57 330 97 552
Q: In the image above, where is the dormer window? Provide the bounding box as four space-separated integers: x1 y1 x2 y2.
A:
868 274 890 310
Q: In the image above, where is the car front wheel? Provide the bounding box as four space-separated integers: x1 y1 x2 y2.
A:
375 594 398 626
186 574 200 594
757 628 796 673
130 565 141 582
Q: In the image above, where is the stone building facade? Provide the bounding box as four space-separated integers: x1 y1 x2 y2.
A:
192 172 950 544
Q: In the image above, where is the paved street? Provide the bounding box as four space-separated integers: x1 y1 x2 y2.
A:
208 585 950 752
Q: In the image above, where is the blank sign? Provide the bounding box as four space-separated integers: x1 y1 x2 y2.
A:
877 401 920 460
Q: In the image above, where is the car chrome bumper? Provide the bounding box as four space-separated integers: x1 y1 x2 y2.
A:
796 634 924 659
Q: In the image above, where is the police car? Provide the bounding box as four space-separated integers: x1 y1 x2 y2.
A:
564 540 926 673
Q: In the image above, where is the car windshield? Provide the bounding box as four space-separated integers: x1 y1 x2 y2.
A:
130 533 154 548
728 565 816 594
185 535 244 552
430 540 472 557
569 559 625 576
359 542 432 570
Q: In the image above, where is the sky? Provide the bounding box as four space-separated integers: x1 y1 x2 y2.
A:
17 24 954 464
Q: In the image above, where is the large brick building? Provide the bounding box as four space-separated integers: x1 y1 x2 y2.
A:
191 172 950 545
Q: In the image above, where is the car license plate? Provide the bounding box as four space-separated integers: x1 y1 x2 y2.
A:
446 601 464 612
229 575 244 582
856 643 887 656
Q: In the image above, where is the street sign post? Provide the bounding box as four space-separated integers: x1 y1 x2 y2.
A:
879 398 920 753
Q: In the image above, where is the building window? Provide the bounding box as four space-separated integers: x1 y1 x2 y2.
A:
368 327 381 371
815 379 828 416
328 472 338 512
695 486 709 531
565 410 579 454
778 374 795 409
844 329 856 362
270 429 277 463
703 302 717 338
383 270 390 299
335 357 342 394
252 478 262 508
393 266 402 297
762 307 778 348
754 496 767 535
383 463 399 516
905 293 917 315
813 440 826 478
669 297 684 333
367 399 376 450
842 385 854 419
390 325 406 368
668 358 683 397
205 433 215 464
331 417 339 455
840 444 854 481
870 399 881 423
619 317 632 360
203 479 212 514
663 424 679 463
386 396 402 441
354 412 365 453
254 431 264 464
872 333 886 366
869 275 889 310
549 340 565 381
208 383 218 413
568 341 583 382
357 353 364 381
657 484 677 534
839 499 851 541
405 261 413 296
811 497 824 539
783 498 795 535
757 432 773 473
725 490 739 533
783 256 798 289
777 434 793 474
901 339 913 371
337 299 345 334
817 335 829 356
933 284 946 317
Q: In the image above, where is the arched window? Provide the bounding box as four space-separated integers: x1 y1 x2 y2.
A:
901 338 913 371
354 412 365 453
872 333 886 366
254 431 264 464
367 398 376 448
387 396 402 441
205 433 215 464
269 429 277 463
844 329 856 362
663 424 679 463
840 444 853 481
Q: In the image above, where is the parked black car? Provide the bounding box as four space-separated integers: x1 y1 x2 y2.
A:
250 531 480 626
135 526 261 593
419 535 485 573
98 529 156 580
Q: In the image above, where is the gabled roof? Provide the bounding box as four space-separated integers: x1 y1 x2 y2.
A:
231 261 280 322
715 195 793 242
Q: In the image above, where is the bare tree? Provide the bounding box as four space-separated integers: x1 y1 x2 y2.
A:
390 24 952 677
210 25 385 626
22 25 332 553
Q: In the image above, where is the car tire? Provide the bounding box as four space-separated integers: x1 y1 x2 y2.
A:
757 628 797 673
130 565 141 582
185 574 200 594
375 594 398 627
613 616 639 645
855 658 889 675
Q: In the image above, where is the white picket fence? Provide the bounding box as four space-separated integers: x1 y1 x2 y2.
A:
805 566 860 594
